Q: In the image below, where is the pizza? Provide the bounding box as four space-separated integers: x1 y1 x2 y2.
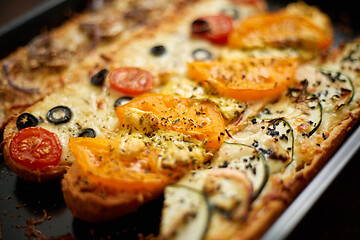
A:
1 0 359 239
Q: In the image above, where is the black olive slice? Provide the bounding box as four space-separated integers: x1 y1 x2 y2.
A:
192 48 213 61
221 7 240 20
16 113 39 130
191 19 210 34
91 69 108 86
151 45 166 56
114 96 133 107
47 106 72 124
77 128 96 138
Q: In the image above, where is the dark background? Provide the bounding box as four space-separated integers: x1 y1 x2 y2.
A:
0 0 359 239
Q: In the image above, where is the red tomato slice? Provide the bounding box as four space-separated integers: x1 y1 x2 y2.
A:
9 127 62 170
109 67 154 96
191 15 233 45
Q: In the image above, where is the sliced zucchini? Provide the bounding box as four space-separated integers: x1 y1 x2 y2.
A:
318 69 354 108
340 43 360 73
160 185 211 240
236 117 294 174
307 100 322 137
203 169 253 221
212 143 269 198
257 118 294 173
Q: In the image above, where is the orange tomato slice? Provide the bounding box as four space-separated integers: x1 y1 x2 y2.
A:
115 93 225 149
228 12 332 51
187 58 298 101
69 137 171 192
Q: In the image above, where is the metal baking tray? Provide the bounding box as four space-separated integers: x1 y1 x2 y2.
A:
0 0 359 239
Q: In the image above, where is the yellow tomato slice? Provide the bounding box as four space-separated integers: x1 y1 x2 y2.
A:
115 93 225 149
228 12 332 51
187 58 298 101
69 137 171 192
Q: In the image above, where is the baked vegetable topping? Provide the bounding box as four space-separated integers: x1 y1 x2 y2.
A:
307 101 322 137
151 45 166 56
161 185 211 240
16 113 39 130
9 127 62 170
232 118 294 174
220 7 240 20
188 58 298 101
28 33 71 69
191 15 233 45
3 61 40 94
77 128 96 138
114 96 133 107
192 48 213 61
213 142 269 198
47 106 72 124
258 118 294 173
109 67 154 96
115 93 225 149
318 69 354 108
228 11 332 51
68 137 172 192
160 169 253 239
90 69 108 86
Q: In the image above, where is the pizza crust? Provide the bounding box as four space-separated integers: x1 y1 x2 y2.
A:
61 162 163 223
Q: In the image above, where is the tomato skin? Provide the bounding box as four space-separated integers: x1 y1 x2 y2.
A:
188 58 298 101
115 93 225 149
9 127 62 170
69 137 172 193
228 12 332 51
109 67 154 96
191 15 233 45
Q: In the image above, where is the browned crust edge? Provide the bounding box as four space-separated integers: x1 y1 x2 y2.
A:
61 162 163 223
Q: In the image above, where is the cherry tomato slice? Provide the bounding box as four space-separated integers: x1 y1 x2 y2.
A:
191 15 233 45
109 67 154 96
9 127 62 170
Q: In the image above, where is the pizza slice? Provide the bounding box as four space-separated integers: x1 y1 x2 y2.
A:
158 37 360 240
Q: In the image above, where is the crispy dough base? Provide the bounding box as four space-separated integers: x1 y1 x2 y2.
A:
61 162 163 223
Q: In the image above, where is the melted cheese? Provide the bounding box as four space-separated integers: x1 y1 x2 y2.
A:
107 0 262 78
29 82 122 165
116 108 207 169
160 77 246 121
